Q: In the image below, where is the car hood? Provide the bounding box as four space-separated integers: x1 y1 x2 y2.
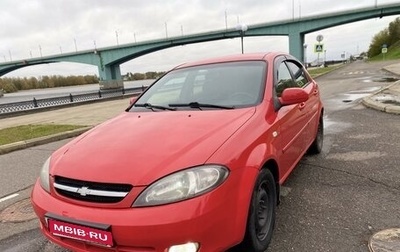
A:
51 108 255 186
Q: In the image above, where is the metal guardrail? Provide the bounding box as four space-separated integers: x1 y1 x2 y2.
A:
0 86 146 115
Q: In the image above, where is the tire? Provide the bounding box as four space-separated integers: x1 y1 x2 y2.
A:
234 169 277 252
308 116 323 154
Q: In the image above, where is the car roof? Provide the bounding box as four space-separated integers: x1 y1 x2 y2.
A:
173 52 286 70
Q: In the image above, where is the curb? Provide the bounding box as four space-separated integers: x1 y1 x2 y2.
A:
382 65 400 77
0 126 92 155
362 81 400 115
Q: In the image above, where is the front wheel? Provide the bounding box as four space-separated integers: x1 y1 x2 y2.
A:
308 117 323 154
235 169 277 252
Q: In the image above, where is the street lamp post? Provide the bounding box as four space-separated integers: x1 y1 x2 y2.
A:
303 43 308 67
236 24 248 54
225 10 228 30
299 0 302 19
115 31 119 45
292 0 295 20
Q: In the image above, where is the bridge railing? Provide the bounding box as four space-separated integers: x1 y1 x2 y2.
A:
0 86 147 117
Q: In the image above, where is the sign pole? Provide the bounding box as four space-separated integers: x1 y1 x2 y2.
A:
382 44 388 61
316 35 324 66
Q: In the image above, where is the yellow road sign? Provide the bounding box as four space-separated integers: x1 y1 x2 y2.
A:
314 44 324 53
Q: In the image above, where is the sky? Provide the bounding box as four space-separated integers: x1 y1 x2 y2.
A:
1 0 400 78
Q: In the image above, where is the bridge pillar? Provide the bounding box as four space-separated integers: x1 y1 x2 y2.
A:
288 32 305 64
98 63 124 90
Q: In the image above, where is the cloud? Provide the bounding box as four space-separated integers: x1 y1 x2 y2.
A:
0 0 399 77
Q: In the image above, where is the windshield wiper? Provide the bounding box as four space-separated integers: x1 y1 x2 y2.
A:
169 102 234 110
135 103 176 111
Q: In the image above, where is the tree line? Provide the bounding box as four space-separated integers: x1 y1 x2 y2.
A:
125 71 165 81
368 17 400 57
0 71 165 93
0 75 99 93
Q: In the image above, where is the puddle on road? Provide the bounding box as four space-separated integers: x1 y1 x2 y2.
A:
362 76 399 83
369 228 400 252
323 116 352 135
342 93 371 103
341 86 382 103
373 77 399 82
373 94 400 106
381 100 400 106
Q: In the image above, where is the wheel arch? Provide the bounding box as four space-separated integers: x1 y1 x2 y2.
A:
261 159 280 205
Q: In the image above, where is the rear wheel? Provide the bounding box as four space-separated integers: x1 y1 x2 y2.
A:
308 117 323 154
233 169 277 252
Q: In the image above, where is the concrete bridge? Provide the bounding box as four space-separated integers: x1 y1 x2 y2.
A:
1 3 400 88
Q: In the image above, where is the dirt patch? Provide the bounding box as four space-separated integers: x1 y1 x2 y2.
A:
0 198 36 223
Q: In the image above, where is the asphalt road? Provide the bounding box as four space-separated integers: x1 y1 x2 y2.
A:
0 60 399 251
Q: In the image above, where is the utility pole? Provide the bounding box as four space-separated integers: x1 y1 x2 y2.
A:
115 31 119 45
292 0 295 20
225 10 228 30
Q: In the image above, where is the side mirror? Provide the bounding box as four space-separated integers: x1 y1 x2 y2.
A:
129 96 138 105
279 88 309 106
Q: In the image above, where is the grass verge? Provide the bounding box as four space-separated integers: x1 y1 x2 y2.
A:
308 64 343 78
369 41 400 61
0 124 86 145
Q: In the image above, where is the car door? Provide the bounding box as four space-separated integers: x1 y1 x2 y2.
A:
273 57 308 180
286 60 320 146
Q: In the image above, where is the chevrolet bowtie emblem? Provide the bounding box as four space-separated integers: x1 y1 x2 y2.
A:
76 186 91 196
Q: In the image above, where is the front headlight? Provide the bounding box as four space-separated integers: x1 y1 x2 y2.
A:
133 165 229 207
39 157 51 193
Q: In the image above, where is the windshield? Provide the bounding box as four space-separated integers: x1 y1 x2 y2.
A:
130 61 266 111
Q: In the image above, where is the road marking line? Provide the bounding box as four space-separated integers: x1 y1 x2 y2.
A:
0 193 19 203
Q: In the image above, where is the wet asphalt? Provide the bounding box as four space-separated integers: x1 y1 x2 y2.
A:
0 60 399 251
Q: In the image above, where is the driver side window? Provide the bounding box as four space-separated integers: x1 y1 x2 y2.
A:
276 62 295 97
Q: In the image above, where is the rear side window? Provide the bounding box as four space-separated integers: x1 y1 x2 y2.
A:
286 61 309 88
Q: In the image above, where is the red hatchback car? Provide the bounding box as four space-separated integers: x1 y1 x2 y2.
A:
31 52 323 252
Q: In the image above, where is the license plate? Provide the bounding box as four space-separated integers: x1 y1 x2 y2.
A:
48 218 113 247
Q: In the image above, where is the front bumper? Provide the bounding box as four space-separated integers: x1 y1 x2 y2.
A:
31 168 258 252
